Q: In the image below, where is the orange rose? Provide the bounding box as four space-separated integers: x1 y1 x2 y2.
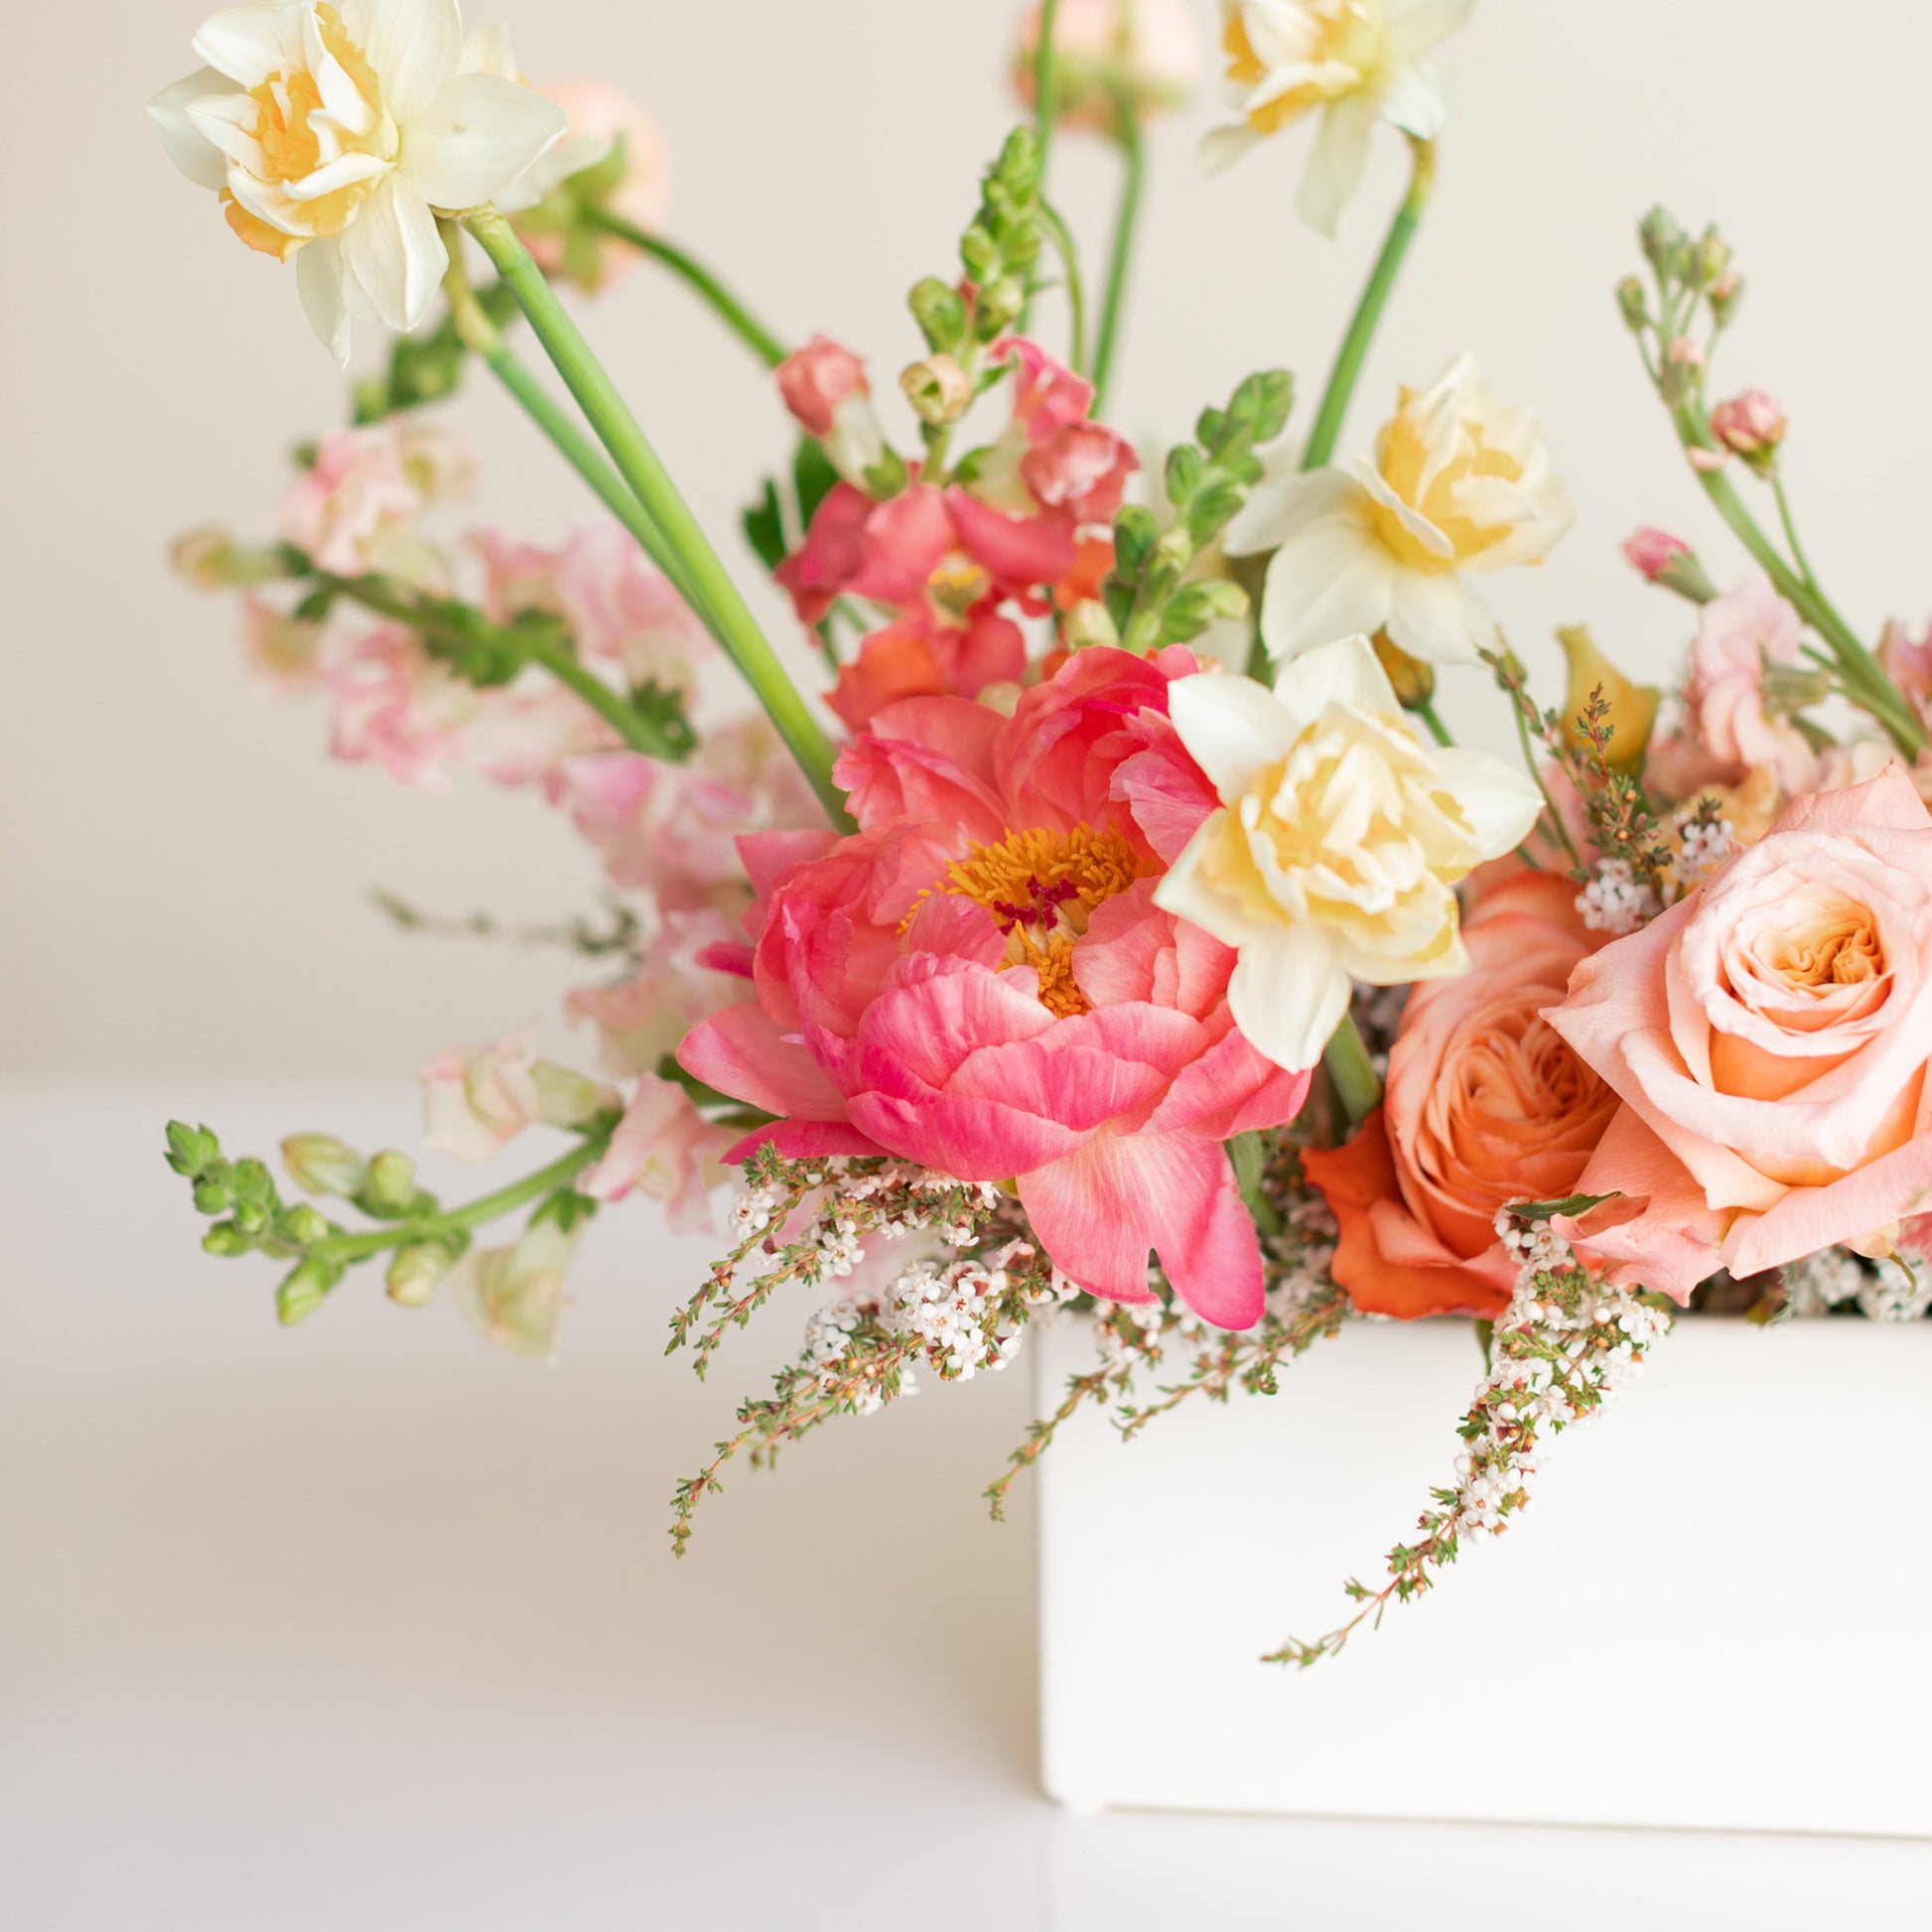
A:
1304 873 1616 1317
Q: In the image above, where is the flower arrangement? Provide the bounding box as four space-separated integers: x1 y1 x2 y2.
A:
151 0 1932 1667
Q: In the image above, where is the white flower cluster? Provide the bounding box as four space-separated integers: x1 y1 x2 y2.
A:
1782 1245 1932 1321
1456 1213 1672 1539
1576 859 1661 936
1669 815 1735 900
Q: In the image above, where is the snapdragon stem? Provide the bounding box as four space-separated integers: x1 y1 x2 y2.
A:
1034 0 1062 181
1322 1014 1383 1132
1089 91 1146 415
1039 203 1088 374
312 1133 609 1266
466 208 855 831
582 211 788 370
1301 137 1436 473
331 573 683 762
439 226 708 621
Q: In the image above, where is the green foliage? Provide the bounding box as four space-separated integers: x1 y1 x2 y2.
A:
352 281 521 424
909 127 1045 363
1105 368 1293 653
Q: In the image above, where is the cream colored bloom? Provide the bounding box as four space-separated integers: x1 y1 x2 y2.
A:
1229 352 1574 666
458 24 611 213
149 1 566 361
1203 0 1475 232
1155 634 1541 1072
447 1214 582 1362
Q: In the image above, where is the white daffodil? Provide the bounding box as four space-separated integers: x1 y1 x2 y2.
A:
1228 352 1574 667
1202 1 1475 234
1154 634 1540 1073
149 1 566 362
458 24 611 213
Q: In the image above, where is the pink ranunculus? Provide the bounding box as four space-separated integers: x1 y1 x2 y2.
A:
1667 576 1821 796
680 648 1306 1326
776 336 872 440
569 907 754 1077
280 422 473 581
1545 766 1932 1301
583 1072 735 1232
1709 389 1786 459
1621 526 1692 582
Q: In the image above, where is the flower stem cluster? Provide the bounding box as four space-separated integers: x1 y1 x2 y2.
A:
1104 368 1293 653
1620 207 1926 759
1268 1205 1672 1668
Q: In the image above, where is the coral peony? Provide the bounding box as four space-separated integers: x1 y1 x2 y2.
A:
1303 873 1615 1317
1547 766 1932 1300
679 648 1311 1326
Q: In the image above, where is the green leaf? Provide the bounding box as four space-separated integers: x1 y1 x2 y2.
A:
1506 1191 1621 1222
742 479 786 574
792 436 841 531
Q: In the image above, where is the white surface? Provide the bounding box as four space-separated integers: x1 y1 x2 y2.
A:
10 0 1932 1078
1036 1313 1932 1838
5 1091 1932 1926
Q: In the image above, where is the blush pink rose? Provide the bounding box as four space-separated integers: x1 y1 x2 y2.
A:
1546 766 1932 1300
1304 873 1616 1318
679 648 1304 1326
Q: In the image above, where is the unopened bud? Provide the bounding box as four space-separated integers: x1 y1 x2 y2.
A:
1371 632 1436 711
975 274 1027 340
202 1223 251 1258
1638 207 1686 279
1558 625 1660 775
1061 599 1121 651
1615 277 1648 333
280 1204 332 1247
908 277 968 354
194 1175 234 1215
1709 388 1785 471
360 1150 420 1217
232 1199 269 1237
900 354 973 426
1659 336 1705 405
532 1063 619 1132
387 1242 458 1309
276 1257 343 1327
171 527 238 591
282 1133 368 1199
1690 228 1730 289
1621 528 1716 604
1709 271 1743 328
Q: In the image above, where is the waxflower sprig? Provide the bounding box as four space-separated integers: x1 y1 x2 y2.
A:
1617 207 1927 759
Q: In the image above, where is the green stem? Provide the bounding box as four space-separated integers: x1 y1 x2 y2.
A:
439 226 709 621
1090 93 1146 416
1039 202 1088 375
1301 138 1436 473
1035 0 1062 179
313 1134 608 1265
1322 1014 1384 1133
1415 698 1452 748
1771 475 1818 591
467 208 854 830
583 211 787 369
330 574 682 762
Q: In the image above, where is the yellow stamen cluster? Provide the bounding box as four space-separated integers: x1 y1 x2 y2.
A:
940 825 1153 1019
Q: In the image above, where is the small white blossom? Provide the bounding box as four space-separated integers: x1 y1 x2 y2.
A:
1577 859 1661 936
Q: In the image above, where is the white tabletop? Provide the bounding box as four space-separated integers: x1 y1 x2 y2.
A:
4 1088 1928 1928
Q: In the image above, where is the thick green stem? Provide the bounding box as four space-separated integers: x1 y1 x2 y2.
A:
1090 94 1146 416
313 1134 609 1265
467 207 854 830
331 574 682 762
1322 1014 1384 1132
1302 138 1436 473
583 211 787 369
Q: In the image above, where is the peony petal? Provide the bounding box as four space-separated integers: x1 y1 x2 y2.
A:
677 1002 850 1124
1226 918 1350 1074
297 236 352 362
398 72 568 209
1296 91 1377 237
344 0 463 123
148 68 233 190
339 175 447 331
723 1120 886 1165
1167 672 1301 797
1158 1147 1269 1330
1273 632 1400 729
192 5 304 87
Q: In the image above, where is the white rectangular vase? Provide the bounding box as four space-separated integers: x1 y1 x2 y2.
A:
1035 1313 1932 1838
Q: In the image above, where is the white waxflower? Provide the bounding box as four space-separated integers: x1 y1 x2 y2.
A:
1154 634 1541 1073
149 1 567 361
1228 352 1574 666
1203 0 1476 233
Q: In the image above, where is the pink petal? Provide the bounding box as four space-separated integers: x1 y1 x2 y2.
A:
723 1120 888 1164
943 487 1078 591
677 1003 850 1123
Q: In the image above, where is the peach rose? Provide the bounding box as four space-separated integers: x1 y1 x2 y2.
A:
1546 766 1932 1301
1303 873 1615 1318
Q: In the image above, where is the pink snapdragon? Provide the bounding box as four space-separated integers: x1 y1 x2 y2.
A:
279 422 474 581
679 648 1311 1327
569 907 753 1076
777 337 872 439
422 1025 616 1165
584 1073 735 1232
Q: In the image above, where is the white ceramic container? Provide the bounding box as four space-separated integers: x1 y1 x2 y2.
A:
1035 1313 1932 1837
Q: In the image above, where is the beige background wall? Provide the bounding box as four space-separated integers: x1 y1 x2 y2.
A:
4 0 1929 1078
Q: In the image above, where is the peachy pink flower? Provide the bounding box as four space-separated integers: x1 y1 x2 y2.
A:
422 1025 615 1165
584 1072 735 1232
1621 526 1692 582
679 647 1310 1326
777 336 871 440
569 907 754 1077
280 422 474 581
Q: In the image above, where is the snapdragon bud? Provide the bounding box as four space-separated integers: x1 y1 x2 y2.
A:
1709 270 1743 328
360 1150 420 1217
1638 207 1686 279
277 1257 344 1327
900 354 973 426
975 274 1027 340
1615 276 1648 333
387 1241 459 1309
908 278 968 355
280 1204 332 1247
1061 599 1121 651
282 1133 368 1199
1659 336 1705 405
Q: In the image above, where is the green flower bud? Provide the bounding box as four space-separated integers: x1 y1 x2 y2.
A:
908 278 967 354
1061 600 1121 652
1638 206 1685 279
276 1258 344 1327
1372 632 1437 711
232 1158 274 1204
165 1121 221 1178
232 1199 269 1238
975 275 1026 340
900 354 972 427
193 1176 235 1216
359 1150 420 1218
282 1134 368 1199
387 1242 458 1309
1615 276 1649 332
203 1223 251 1259
280 1204 332 1248
1709 271 1743 329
